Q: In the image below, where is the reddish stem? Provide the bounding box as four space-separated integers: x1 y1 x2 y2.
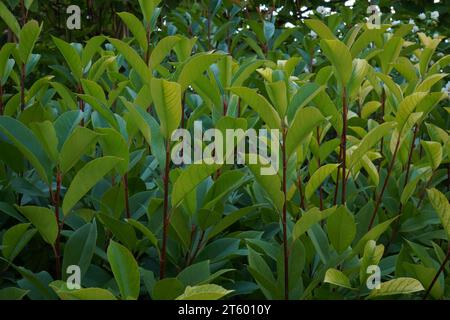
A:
159 140 171 279
207 8 212 50
0 84 3 115
423 245 450 300
145 23 151 66
368 135 401 230
237 98 241 117
20 0 27 26
53 170 62 279
417 171 435 209
123 173 130 219
378 89 386 169
20 63 25 111
297 174 305 211
447 164 450 192
341 87 348 205
187 230 205 266
333 142 342 206
403 125 419 188
77 84 85 126
281 127 289 300
223 98 228 116
316 127 323 210
181 96 185 129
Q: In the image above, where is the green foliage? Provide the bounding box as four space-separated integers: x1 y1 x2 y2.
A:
0 0 448 302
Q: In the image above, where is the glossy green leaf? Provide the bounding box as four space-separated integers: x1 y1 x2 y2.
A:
117 12 148 51
152 278 184 300
293 207 336 239
109 38 151 83
286 107 325 159
426 188 450 240
0 116 51 183
324 268 353 289
50 281 117 300
107 240 140 300
421 141 442 170
176 52 224 92
138 0 161 25
0 287 29 300
368 278 424 298
62 222 97 280
150 78 182 139
327 206 356 253
59 126 99 174
230 87 281 130
172 163 221 208
359 240 384 284
176 284 232 300
2 223 36 262
52 36 83 81
305 164 339 200
19 20 41 64
0 1 20 36
304 19 336 40
17 206 58 245
320 39 352 85
62 156 123 215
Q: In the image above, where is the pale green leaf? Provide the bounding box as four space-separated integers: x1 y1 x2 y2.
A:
117 12 148 51
305 164 339 200
176 284 232 300
286 107 325 159
426 188 450 240
327 206 356 253
62 156 123 215
151 78 182 139
0 1 20 36
229 87 281 130
52 36 83 81
324 268 353 289
59 126 99 174
107 240 140 300
172 163 221 208
17 206 58 245
320 39 352 85
368 278 424 298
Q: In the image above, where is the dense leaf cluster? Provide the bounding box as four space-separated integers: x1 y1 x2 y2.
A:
0 0 448 300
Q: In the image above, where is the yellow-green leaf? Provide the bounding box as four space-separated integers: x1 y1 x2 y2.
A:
368 277 424 298
59 127 99 174
117 12 148 51
172 163 221 208
320 39 352 85
18 20 41 64
17 206 58 245
421 141 442 170
151 78 182 139
426 188 450 240
176 284 232 300
229 87 281 130
305 164 339 200
62 156 123 215
327 206 356 253
324 268 353 289
107 240 140 300
286 107 325 159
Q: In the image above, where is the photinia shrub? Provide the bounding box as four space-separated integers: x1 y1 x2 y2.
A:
0 0 448 301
